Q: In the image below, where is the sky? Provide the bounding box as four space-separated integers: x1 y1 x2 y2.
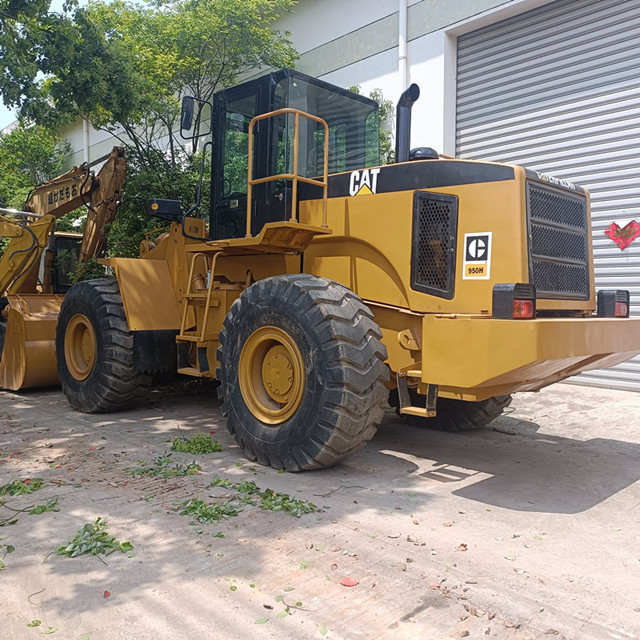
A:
0 104 16 131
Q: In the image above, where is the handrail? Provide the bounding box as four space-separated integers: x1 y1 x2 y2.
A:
180 250 226 341
246 107 329 238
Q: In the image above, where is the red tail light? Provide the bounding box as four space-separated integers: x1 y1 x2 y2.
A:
615 301 629 317
493 283 536 320
513 299 535 319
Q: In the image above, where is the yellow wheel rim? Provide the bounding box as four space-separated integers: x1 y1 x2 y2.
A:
64 314 96 381
239 326 305 425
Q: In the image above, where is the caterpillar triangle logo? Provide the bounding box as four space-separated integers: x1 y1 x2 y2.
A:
355 184 373 196
349 168 380 196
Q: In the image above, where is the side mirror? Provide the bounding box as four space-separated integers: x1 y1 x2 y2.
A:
147 198 182 222
181 96 195 132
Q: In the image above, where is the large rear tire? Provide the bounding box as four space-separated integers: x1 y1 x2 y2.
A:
217 274 389 471
56 278 152 413
391 388 512 432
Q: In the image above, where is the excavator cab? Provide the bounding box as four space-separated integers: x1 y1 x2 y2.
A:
47 233 82 294
209 69 380 240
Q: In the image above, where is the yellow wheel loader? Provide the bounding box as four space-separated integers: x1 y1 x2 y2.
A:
0 147 126 390
54 70 640 471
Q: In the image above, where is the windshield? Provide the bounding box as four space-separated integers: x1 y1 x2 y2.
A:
267 76 380 180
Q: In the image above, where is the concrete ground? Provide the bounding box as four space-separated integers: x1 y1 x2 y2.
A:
0 381 638 640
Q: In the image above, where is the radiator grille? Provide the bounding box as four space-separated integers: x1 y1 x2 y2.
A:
411 192 458 299
527 181 589 299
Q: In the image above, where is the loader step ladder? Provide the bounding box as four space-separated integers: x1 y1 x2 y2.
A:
175 250 226 378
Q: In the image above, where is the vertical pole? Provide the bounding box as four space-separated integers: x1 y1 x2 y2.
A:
83 119 90 165
246 123 254 237
398 0 409 92
291 113 299 223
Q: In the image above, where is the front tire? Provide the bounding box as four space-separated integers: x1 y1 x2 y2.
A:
56 278 152 413
217 274 389 471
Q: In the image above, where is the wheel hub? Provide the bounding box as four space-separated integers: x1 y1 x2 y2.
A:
239 326 304 425
64 314 96 381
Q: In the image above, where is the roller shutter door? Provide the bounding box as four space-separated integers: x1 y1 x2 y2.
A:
456 0 640 391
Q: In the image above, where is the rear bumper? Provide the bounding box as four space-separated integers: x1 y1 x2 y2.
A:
421 315 640 400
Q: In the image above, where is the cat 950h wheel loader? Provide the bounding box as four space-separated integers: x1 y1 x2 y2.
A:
54 69 640 471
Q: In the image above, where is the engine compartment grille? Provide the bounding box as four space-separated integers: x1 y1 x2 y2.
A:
411 192 458 299
526 181 589 299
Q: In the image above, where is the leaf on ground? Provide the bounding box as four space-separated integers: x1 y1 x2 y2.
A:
318 624 328 636
299 561 311 570
283 586 295 592
27 620 42 627
41 627 58 635
254 617 269 624
275 610 288 619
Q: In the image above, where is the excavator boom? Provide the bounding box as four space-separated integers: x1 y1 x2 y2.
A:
0 147 127 391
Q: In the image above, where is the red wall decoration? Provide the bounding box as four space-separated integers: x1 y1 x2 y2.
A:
605 220 640 250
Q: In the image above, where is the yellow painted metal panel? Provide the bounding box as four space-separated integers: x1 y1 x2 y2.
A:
421 315 640 394
105 258 181 331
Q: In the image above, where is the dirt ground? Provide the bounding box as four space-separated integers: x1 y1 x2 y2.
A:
0 381 638 640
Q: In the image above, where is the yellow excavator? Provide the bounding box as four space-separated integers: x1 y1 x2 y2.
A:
0 147 126 390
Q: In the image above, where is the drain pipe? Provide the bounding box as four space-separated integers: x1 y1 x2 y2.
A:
395 83 420 163
398 0 408 91
82 118 90 165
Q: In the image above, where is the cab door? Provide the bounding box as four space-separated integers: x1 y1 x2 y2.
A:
212 86 262 240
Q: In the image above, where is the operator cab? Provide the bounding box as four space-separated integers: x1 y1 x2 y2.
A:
210 69 380 239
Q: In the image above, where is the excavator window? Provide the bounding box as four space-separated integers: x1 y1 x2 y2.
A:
50 235 82 293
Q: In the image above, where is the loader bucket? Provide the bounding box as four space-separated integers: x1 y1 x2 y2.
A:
0 294 63 390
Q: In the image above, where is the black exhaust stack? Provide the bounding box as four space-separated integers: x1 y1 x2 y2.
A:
395 83 420 163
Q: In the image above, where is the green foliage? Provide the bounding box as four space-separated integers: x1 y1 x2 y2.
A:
1 0 297 156
56 517 133 558
210 475 317 517
29 497 60 515
69 258 106 283
179 498 240 524
0 124 70 209
0 478 45 496
258 488 316 517
0 541 15 569
106 145 201 257
129 452 201 478
171 433 222 454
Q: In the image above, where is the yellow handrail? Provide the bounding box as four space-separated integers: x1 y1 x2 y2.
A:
180 250 226 341
246 107 329 238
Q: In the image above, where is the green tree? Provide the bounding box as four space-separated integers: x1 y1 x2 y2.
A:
0 124 70 209
2 0 297 163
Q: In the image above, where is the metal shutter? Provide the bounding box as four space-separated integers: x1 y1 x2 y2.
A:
456 0 640 392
